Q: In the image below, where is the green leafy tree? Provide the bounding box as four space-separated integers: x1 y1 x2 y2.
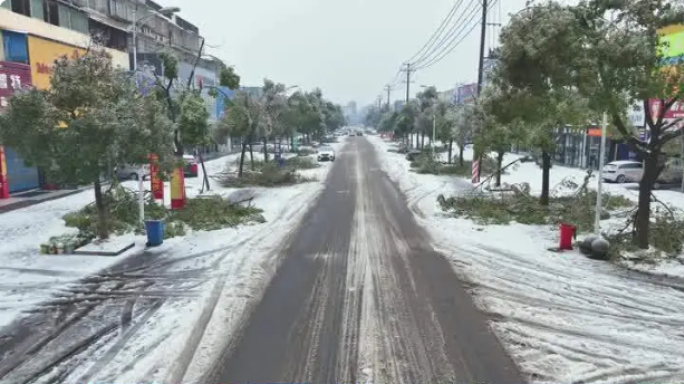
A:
0 47 174 239
495 0 684 246
415 87 439 148
219 90 266 176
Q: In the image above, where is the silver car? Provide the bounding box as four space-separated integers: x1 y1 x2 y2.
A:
116 164 150 181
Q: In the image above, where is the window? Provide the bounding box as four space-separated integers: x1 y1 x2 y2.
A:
42 0 59 26
10 0 30 16
620 163 643 169
2 31 29 64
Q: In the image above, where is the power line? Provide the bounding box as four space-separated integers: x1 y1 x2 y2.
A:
411 0 479 67
405 0 465 65
414 0 498 71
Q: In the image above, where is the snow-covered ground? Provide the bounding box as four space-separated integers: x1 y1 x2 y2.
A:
0 139 346 383
369 135 684 384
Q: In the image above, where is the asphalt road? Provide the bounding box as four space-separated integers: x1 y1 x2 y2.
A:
207 137 525 383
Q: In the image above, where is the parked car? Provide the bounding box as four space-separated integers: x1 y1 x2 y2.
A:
184 154 199 178
116 164 150 181
602 160 643 183
654 157 684 188
317 145 336 162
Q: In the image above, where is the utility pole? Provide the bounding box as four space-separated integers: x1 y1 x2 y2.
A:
476 0 488 95
401 63 415 104
401 63 416 147
475 0 488 179
384 84 393 109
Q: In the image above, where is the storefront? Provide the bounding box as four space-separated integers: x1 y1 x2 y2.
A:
0 60 40 194
27 35 86 89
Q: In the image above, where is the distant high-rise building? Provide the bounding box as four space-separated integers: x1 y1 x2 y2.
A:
394 100 405 111
348 101 357 116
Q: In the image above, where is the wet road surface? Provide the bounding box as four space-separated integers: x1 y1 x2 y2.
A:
207 137 525 383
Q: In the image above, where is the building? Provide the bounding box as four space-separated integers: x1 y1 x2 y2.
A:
394 100 405 111
0 3 130 193
438 89 453 103
0 0 215 195
453 83 477 105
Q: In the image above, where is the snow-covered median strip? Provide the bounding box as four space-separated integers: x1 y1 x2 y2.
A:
368 135 684 384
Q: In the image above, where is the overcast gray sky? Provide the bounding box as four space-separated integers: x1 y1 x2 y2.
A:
158 0 532 106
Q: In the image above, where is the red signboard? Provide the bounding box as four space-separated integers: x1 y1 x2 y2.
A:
149 154 164 200
647 98 684 119
0 61 32 111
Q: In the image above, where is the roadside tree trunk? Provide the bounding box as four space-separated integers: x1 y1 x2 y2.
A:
448 139 454 164
421 132 425 148
238 139 248 177
248 133 255 171
495 150 505 187
540 151 551 206
458 143 465 167
635 155 659 249
263 137 269 163
93 179 109 240
199 151 210 192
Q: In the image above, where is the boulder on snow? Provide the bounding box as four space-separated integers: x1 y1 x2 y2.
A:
579 235 598 255
590 238 611 260
226 189 258 204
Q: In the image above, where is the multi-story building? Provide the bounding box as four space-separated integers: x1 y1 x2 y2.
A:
0 0 218 195
394 100 405 112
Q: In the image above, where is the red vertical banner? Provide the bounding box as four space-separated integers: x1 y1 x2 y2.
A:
149 154 163 201
0 145 8 199
170 166 186 210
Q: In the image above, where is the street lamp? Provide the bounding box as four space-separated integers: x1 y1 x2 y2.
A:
420 85 437 155
131 6 181 71
129 6 180 225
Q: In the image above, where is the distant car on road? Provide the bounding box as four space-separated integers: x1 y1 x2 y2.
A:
184 155 199 178
116 164 150 181
356 131 363 136
602 160 643 183
317 145 335 162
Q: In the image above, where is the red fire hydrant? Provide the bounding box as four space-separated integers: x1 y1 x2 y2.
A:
559 223 577 250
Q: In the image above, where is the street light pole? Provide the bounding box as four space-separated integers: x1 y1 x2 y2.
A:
594 112 608 235
132 8 138 71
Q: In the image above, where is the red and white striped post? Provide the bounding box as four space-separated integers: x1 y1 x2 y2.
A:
471 159 480 184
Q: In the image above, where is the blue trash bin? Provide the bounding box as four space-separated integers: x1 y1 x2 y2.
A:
145 220 165 247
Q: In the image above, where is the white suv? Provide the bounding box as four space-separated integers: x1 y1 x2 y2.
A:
602 160 643 183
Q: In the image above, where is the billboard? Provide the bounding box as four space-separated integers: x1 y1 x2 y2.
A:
453 83 477 105
0 60 31 110
27 36 85 90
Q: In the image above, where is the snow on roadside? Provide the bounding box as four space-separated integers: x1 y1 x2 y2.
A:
368 135 684 384
46 140 344 383
0 141 342 337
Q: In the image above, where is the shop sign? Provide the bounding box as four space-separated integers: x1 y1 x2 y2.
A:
648 98 684 119
0 61 32 111
27 36 85 90
628 103 645 127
